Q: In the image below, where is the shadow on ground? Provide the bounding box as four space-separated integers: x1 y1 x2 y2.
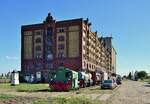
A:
17 89 51 92
144 84 150 87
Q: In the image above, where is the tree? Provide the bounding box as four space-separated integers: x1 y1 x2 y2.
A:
127 72 132 80
137 71 147 80
123 75 127 79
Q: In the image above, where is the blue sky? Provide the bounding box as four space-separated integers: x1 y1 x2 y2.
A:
0 0 150 75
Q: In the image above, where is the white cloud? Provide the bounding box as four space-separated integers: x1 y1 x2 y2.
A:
5 56 19 60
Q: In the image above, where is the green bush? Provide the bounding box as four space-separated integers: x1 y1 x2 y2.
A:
137 71 148 79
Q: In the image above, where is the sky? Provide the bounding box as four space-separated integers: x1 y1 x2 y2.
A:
0 0 150 75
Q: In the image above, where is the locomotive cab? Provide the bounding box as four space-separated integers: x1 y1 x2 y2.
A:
49 67 78 91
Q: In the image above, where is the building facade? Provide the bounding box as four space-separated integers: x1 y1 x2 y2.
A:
21 13 116 82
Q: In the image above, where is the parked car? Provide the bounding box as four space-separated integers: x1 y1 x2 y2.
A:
116 76 122 85
101 79 117 89
116 78 122 85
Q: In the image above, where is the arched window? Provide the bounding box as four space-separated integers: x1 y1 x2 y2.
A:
36 46 41 51
35 38 41 43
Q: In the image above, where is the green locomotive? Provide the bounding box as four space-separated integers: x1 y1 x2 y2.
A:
49 66 79 91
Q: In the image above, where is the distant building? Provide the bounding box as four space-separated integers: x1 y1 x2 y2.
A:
111 47 117 73
21 13 117 82
100 37 117 74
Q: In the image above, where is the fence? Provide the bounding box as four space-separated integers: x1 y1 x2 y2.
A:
0 79 10 83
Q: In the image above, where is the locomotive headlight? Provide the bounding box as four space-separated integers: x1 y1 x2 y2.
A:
50 78 53 81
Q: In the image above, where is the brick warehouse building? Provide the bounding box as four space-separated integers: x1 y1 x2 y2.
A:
21 13 116 82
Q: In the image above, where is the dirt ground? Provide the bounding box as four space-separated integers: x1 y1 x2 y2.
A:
3 81 149 104
0 84 115 104
0 96 37 104
106 80 150 104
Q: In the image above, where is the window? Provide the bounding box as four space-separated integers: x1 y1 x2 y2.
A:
35 38 41 43
57 27 66 33
87 64 88 69
35 31 41 35
36 46 41 51
84 61 86 67
47 63 53 69
35 53 42 59
35 63 43 69
47 27 52 35
47 54 53 60
47 46 52 52
25 64 34 70
51 72 56 78
66 72 71 79
58 36 65 41
47 30 52 35
59 29 64 32
58 44 64 50
47 35 52 41
58 52 64 58
26 65 30 70
89 64 91 68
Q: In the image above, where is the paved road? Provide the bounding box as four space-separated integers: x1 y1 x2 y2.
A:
107 80 150 104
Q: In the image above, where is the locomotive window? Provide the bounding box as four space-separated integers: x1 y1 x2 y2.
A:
51 72 56 78
66 72 71 78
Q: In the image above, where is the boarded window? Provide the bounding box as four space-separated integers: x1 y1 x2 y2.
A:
69 26 79 31
68 31 79 57
24 36 32 59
